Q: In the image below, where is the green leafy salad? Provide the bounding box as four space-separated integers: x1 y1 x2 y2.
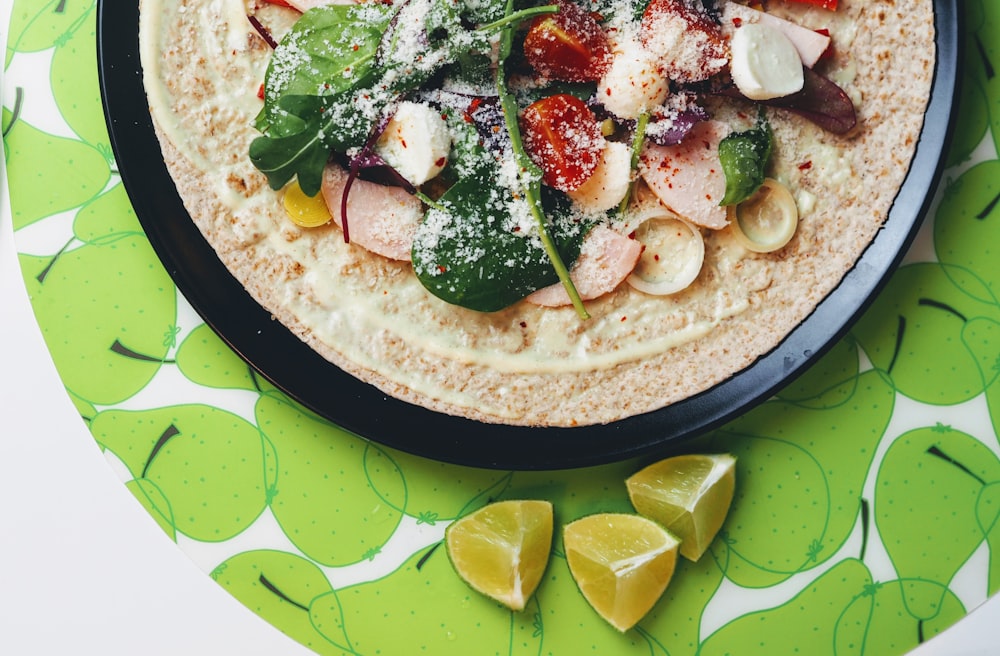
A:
248 0 854 318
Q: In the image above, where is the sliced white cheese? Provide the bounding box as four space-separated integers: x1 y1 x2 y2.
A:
721 1 831 68
729 22 804 101
375 101 452 186
598 36 669 120
567 142 634 214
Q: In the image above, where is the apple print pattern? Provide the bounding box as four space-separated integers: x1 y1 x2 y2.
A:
5 0 1000 654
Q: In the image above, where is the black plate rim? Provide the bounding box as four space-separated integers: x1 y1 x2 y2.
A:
97 0 961 470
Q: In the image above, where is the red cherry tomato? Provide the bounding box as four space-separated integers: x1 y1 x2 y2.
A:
640 0 727 82
523 0 610 83
520 94 604 192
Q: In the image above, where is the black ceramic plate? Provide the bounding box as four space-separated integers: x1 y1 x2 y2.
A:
97 0 960 470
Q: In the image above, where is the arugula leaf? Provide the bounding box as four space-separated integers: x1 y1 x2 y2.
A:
255 4 391 136
411 171 589 312
718 112 773 206
249 93 373 196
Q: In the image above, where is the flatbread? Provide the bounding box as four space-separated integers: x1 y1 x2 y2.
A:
139 0 935 426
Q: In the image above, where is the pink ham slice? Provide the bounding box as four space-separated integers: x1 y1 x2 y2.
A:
639 119 730 230
321 163 422 261
526 225 642 307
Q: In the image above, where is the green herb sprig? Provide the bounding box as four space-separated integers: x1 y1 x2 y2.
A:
495 0 588 320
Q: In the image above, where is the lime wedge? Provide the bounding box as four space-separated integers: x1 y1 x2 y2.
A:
626 453 736 561
445 500 553 611
563 513 680 632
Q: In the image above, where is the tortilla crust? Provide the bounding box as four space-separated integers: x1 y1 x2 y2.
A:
140 0 935 427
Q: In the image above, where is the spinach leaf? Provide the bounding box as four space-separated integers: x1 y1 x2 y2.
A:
249 93 373 196
718 113 773 206
255 4 391 136
380 0 493 93
460 0 506 24
411 171 589 312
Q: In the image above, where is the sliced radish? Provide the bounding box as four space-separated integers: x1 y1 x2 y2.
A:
727 178 799 252
321 163 422 261
639 119 730 230
721 2 832 68
525 225 642 307
626 210 704 295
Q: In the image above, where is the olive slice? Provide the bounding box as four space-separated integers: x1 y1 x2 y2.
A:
727 178 798 253
627 214 705 296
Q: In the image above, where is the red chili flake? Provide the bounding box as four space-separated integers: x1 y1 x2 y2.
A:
401 139 408 149
620 316 627 322
520 321 528 328
732 17 743 27
435 157 446 167
437 265 447 274
353 44 360 51
462 97 482 123
605 87 612 96
799 160 813 170
653 254 660 261
257 83 265 100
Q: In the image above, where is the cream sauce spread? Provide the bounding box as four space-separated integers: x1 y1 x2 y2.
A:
139 0 867 421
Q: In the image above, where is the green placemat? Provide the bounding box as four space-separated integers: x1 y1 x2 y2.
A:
5 1 1000 654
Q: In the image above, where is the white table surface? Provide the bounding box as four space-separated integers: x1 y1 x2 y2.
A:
3 163 998 656
0 2 996 653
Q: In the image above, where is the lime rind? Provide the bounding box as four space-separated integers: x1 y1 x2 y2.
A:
563 512 680 632
626 454 736 561
445 499 554 611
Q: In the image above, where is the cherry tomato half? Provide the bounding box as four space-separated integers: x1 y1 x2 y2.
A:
523 0 611 83
520 94 605 192
640 0 727 82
